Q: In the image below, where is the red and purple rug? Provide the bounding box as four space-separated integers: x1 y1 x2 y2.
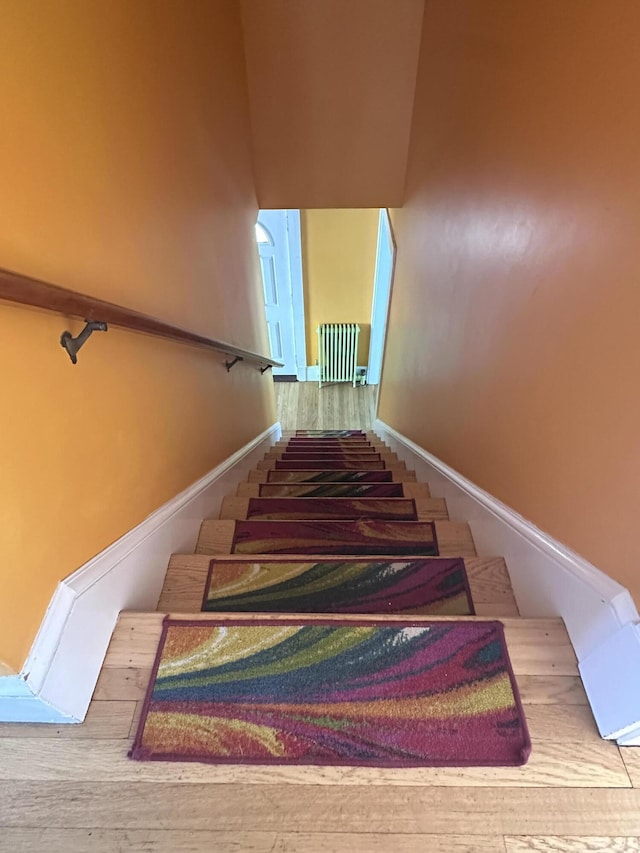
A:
129 618 530 767
286 440 372 448
256 482 405 498
282 445 379 453
202 557 474 615
266 470 394 483
231 519 438 555
295 430 365 437
279 452 382 461
274 459 386 470
244 497 418 521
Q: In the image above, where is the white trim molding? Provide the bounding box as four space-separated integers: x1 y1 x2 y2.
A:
0 423 281 723
579 623 640 742
375 419 640 743
304 365 319 383
367 208 395 386
303 365 368 384
285 209 308 380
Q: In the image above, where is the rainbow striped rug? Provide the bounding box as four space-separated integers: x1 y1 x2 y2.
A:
130 618 530 767
202 557 474 615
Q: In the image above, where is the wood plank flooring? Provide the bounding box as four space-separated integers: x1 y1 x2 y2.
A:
275 381 377 431
1 425 639 851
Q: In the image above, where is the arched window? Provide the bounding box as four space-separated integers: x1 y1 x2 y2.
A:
255 222 273 245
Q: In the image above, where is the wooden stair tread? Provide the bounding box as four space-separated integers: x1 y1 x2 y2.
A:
257 459 401 471
219 496 448 521
196 519 476 557
3 784 640 834
104 611 577 677
0 731 625 789
157 554 519 616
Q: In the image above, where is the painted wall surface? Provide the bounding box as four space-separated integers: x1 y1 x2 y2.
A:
379 0 640 604
0 0 274 670
240 0 424 209
301 210 379 365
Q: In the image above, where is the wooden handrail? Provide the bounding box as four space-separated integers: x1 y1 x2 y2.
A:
0 266 282 368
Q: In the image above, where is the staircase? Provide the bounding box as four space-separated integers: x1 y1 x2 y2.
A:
94 428 623 785
162 430 518 618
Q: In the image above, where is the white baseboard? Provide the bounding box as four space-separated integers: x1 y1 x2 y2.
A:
0 675 72 723
579 623 640 741
375 419 640 743
302 365 367 383
0 423 281 723
298 364 320 382
616 727 640 746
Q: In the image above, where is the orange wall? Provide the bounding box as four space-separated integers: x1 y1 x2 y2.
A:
379 0 640 605
301 210 379 364
240 0 424 209
0 0 274 671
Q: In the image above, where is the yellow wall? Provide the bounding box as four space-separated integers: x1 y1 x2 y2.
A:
379 0 640 605
241 0 424 209
301 210 379 365
0 0 274 671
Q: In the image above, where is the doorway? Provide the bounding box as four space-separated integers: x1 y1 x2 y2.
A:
367 208 395 387
256 208 395 388
256 209 306 379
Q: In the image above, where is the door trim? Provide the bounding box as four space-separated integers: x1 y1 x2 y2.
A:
285 210 308 380
368 208 396 387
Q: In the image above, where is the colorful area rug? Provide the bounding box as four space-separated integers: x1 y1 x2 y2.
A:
202 557 474 615
245 497 417 521
279 452 381 460
286 440 372 448
295 430 365 437
275 459 386 470
130 618 530 767
266 470 394 483
258 483 404 498
276 444 380 458
231 519 438 555
286 445 372 451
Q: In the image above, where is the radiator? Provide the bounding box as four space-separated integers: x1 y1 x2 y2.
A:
317 323 360 388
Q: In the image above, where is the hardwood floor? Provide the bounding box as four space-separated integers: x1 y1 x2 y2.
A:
275 381 377 430
1 429 639 851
